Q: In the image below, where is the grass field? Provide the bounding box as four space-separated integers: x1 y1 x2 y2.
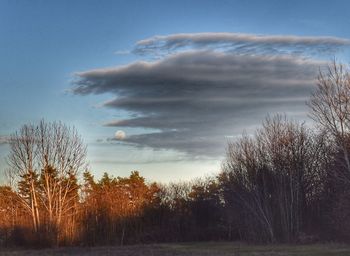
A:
1 242 350 255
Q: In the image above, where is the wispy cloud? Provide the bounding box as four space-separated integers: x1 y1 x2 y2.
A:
0 136 10 145
133 32 350 57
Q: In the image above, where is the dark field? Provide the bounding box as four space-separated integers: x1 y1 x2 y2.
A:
1 242 350 256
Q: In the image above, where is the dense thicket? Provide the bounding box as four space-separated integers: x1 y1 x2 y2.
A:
1 62 350 247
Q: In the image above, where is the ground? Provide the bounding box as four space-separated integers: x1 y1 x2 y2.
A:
1 242 350 255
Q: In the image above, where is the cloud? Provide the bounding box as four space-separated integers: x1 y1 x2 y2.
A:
73 49 326 157
133 32 350 57
0 136 10 145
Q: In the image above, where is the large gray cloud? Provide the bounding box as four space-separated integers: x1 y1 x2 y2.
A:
133 33 350 57
73 49 326 157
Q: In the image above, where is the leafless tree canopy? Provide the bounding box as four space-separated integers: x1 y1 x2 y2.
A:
308 62 350 137
221 115 329 242
6 120 87 244
308 61 350 183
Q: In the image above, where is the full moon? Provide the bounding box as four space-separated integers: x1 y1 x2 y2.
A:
115 130 126 140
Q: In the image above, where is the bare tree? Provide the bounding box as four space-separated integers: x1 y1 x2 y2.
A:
7 120 87 243
308 61 350 183
36 121 86 233
222 115 327 242
7 124 41 232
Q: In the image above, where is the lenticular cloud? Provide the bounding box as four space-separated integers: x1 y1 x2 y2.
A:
72 32 349 157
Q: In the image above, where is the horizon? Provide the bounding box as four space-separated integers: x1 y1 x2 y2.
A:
1 0 350 183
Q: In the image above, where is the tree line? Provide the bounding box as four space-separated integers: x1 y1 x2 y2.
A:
1 62 350 247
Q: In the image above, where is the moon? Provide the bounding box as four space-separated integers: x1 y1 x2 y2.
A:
115 130 126 140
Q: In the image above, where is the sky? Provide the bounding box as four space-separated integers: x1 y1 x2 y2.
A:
1 0 350 182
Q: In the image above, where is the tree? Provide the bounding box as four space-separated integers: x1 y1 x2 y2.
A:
7 124 41 233
80 171 160 245
308 61 350 184
221 115 327 242
7 120 87 245
0 186 25 246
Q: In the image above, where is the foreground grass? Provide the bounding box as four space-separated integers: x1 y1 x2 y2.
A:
1 242 350 255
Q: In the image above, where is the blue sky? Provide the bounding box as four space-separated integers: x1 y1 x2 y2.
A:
1 0 350 182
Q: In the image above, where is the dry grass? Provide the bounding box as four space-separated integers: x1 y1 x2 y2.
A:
1 242 350 255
